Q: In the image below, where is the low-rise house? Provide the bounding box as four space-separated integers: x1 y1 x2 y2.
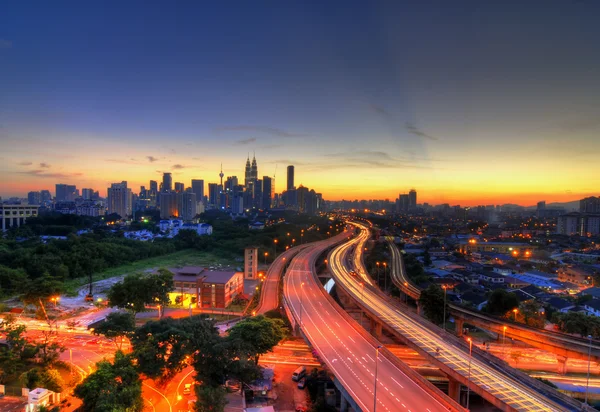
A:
584 299 600 317
546 297 575 313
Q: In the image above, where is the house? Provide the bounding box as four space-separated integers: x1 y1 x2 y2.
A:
170 267 244 308
479 272 505 284
546 297 575 313
584 299 600 317
579 287 600 300
492 265 512 275
460 291 488 310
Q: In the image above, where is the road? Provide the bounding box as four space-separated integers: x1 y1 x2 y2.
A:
284 230 459 412
256 244 309 315
333 223 573 411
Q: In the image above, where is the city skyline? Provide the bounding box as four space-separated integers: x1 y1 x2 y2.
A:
1 1 600 205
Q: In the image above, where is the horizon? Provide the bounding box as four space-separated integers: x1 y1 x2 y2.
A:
1 2 599 206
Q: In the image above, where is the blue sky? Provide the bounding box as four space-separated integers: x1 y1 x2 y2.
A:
1 1 599 204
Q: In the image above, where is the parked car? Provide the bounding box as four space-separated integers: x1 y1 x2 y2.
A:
297 378 306 389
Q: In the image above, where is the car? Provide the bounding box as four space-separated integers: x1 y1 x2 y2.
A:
297 378 306 389
183 383 192 395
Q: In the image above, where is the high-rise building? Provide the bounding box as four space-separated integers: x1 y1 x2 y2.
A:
82 188 94 200
580 197 600 213
177 191 197 221
409 189 417 210
162 173 172 193
208 183 219 208
287 165 295 191
262 176 273 210
107 181 132 218
40 190 51 203
27 191 41 205
149 180 158 193
251 155 258 182
191 179 204 202
55 184 77 202
244 156 252 188
159 192 178 219
175 182 184 193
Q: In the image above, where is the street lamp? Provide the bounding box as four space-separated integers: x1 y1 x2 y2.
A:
376 262 380 286
442 285 447 331
374 345 382 412
467 338 473 410
383 262 388 290
503 326 507 360
586 334 593 405
274 239 278 255
264 252 268 265
513 308 518 322
300 282 305 325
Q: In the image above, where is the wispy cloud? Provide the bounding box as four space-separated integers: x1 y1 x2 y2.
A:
215 125 308 138
405 122 439 141
368 103 391 117
18 161 33 166
172 164 185 170
106 159 139 165
320 150 437 171
18 170 82 179
147 156 158 163
0 39 12 49
235 138 257 145
39 162 51 168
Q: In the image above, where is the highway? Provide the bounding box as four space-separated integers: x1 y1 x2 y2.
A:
284 230 462 412
330 223 571 411
384 236 600 364
256 244 309 315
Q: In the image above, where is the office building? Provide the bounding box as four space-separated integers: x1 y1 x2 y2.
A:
159 192 178 219
262 176 273 209
27 191 41 205
175 182 184 193
208 183 219 208
40 190 52 203
162 173 172 193
55 184 77 202
409 189 417 210
399 194 409 212
191 179 204 202
149 180 158 194
287 165 295 191
581 197 600 214
1 204 39 231
244 247 258 279
557 212 600 236
107 181 132 218
177 191 198 221
82 188 94 200
170 267 244 309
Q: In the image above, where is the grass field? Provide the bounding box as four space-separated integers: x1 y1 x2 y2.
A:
64 249 240 295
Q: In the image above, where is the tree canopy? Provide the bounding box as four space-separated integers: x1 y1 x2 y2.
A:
484 289 519 316
93 312 136 350
227 315 286 364
419 284 446 325
107 270 174 315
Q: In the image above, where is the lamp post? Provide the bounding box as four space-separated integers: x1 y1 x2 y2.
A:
376 262 380 286
274 239 278 255
467 338 473 410
442 285 447 331
513 308 518 322
586 334 593 405
300 282 305 326
264 252 268 265
383 262 387 290
503 326 507 360
374 345 382 412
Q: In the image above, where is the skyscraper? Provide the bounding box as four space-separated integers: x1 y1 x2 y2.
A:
262 176 273 210
27 191 41 205
208 183 219 208
177 191 197 221
409 189 417 210
191 179 204 202
251 154 258 182
149 180 158 194
580 197 600 213
159 192 178 219
55 184 77 202
162 172 172 193
82 188 94 200
107 181 132 218
244 155 252 188
175 182 184 193
40 190 51 202
287 165 295 191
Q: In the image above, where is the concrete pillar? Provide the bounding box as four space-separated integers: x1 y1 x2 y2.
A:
455 318 464 336
340 394 348 412
416 301 422 316
372 320 382 339
557 355 568 375
16 216 21 227
448 377 461 403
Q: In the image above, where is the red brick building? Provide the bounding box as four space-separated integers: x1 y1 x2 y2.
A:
171 267 244 309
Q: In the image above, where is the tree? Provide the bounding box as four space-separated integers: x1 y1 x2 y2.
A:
419 285 446 325
19 274 64 323
519 300 545 328
194 385 228 412
484 289 519 316
19 367 63 392
227 315 286 364
93 312 136 350
107 271 174 316
74 351 143 412
35 331 66 366
423 248 432 267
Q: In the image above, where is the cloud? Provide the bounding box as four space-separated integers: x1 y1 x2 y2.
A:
147 156 158 162
405 122 439 141
320 150 437 171
106 158 139 165
0 39 12 49
18 170 82 179
368 104 391 117
215 125 308 138
18 161 33 166
235 138 257 145
172 164 185 169
39 162 50 168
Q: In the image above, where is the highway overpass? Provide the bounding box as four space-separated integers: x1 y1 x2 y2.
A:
283 229 465 412
329 222 585 411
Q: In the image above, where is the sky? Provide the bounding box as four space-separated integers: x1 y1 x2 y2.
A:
1 1 599 206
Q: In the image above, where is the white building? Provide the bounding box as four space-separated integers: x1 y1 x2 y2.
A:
1 203 39 231
107 181 132 218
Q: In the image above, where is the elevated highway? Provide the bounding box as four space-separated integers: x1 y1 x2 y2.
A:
329 223 585 411
385 237 600 368
283 229 465 412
